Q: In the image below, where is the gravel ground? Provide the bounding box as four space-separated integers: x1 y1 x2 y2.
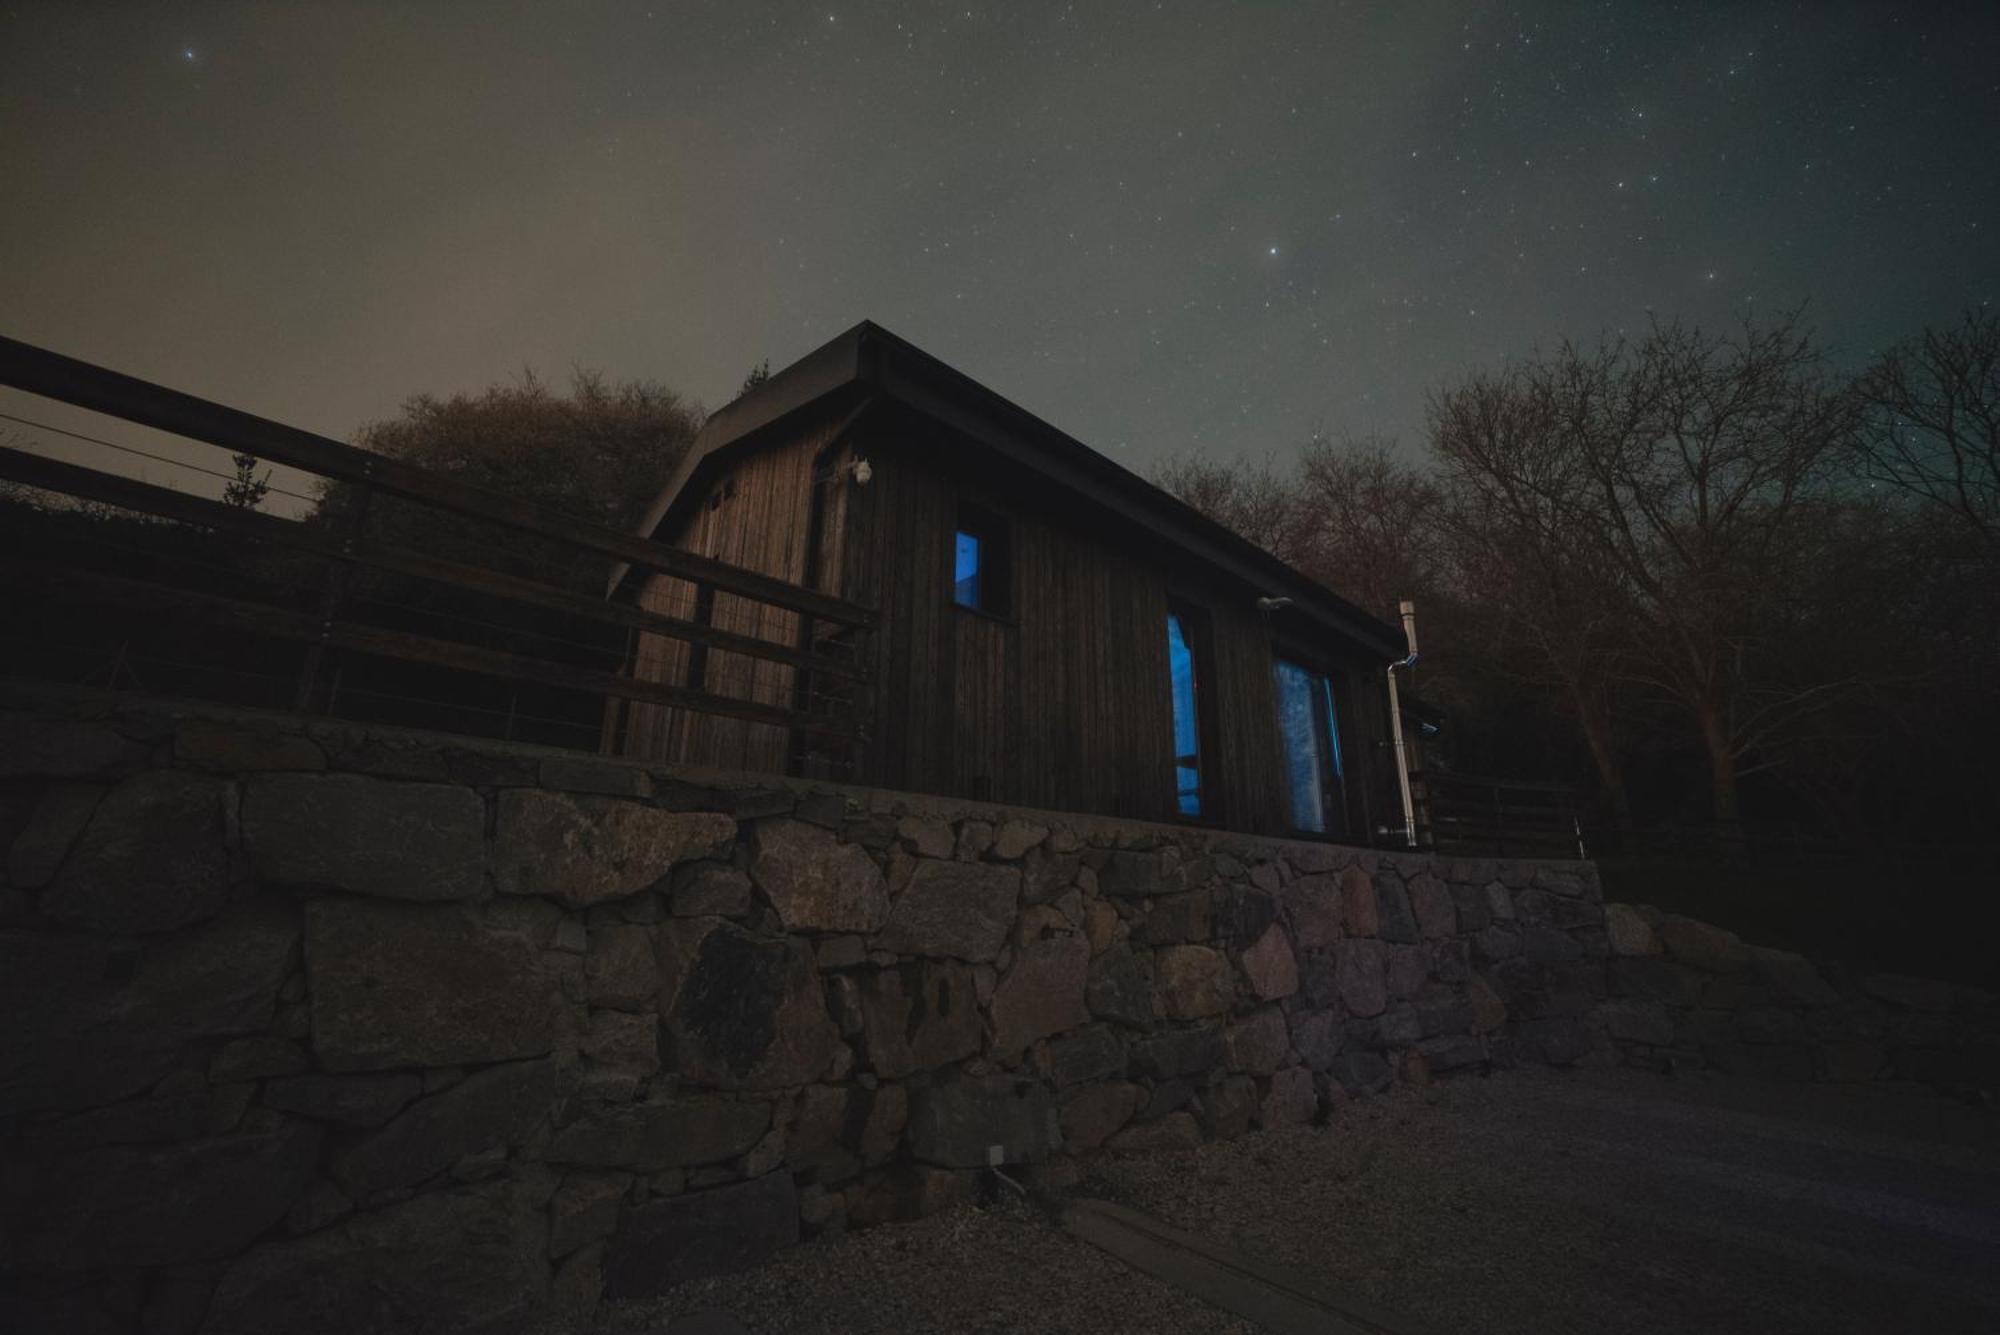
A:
596 1068 2000 1334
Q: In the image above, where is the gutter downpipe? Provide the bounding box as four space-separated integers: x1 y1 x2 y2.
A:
1386 599 1420 849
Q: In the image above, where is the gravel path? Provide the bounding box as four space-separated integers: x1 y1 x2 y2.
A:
596 1068 2000 1334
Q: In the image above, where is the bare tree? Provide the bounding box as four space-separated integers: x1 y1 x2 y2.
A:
1433 315 1860 822
1152 452 1312 565
1852 307 2000 548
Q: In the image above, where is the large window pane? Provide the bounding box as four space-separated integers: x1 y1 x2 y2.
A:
1168 611 1202 815
1276 659 1345 836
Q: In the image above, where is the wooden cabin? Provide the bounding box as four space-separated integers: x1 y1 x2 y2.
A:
605 321 1412 843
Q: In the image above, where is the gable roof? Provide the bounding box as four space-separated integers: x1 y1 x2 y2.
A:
615 320 1406 659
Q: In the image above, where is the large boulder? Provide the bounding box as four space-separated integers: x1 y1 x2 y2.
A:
749 819 890 932
43 771 233 933
492 790 733 908
1059 1082 1141 1150
1375 876 1420 944
1751 947 1839 1007
0 715 128 777
1046 1026 1126 1087
1603 903 1661 956
6 782 102 890
604 1174 798 1298
1288 873 1344 948
1340 865 1379 937
305 899 558 1072
2 1119 320 1275
659 919 837 1090
243 774 486 901
200 1183 548 1335
875 860 1019 961
1224 1006 1291 1075
858 960 982 1078
990 936 1091 1054
330 1058 556 1198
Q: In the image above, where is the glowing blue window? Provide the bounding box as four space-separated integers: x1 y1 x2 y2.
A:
953 530 982 608
1276 660 1346 835
1167 611 1203 815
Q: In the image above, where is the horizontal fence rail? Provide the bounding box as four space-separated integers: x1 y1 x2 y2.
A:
0 334 876 760
1412 770 1587 859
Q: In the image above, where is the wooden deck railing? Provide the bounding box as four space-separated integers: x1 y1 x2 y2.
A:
0 334 875 760
1411 770 1588 859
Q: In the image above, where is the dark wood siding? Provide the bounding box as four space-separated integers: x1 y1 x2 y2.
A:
622 404 1398 840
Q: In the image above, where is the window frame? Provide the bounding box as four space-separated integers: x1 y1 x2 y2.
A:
1270 650 1353 840
1164 597 1224 826
949 500 1014 622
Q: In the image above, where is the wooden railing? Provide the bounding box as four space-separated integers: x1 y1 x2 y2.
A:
0 334 875 761
1411 770 1588 859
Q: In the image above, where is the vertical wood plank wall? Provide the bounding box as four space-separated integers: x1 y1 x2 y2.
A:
622 410 1396 839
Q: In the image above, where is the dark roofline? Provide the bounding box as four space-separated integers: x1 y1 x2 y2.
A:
613 320 1406 659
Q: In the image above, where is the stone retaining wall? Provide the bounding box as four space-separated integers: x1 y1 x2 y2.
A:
2 688 1986 1335
1600 903 1998 1093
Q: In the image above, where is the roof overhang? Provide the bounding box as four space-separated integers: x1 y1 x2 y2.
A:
611 320 1407 660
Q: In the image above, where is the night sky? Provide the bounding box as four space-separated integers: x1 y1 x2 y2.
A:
3 2 1996 507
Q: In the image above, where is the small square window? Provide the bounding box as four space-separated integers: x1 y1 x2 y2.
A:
951 504 1010 615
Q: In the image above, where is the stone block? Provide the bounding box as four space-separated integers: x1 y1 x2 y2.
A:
1106 1110 1201 1153
1224 1006 1290 1075
1290 1010 1342 1070
670 862 753 917
1484 880 1516 920
210 1035 309 1083
909 1075 1055 1167
1375 875 1419 944
1407 873 1457 939
305 898 557 1072
1258 1067 1316 1127
0 714 130 777
1153 944 1232 1019
1137 891 1210 944
895 816 955 858
1656 915 1750 974
1328 1050 1393 1095
1604 903 1660 956
1340 864 1379 937
175 721 325 773
244 774 485 901
548 1094 770 1170
1522 925 1583 965
991 935 1091 1054
1333 938 1388 1018
1060 1081 1141 1150
6 781 102 890
1240 922 1300 1000
540 755 650 797
202 1184 548 1335
843 1164 976 1227
263 1072 422 1128
1601 999 1676 1046
1047 1025 1126 1087
5 1119 321 1274
493 790 734 908
1098 849 1175 897
550 1174 630 1258
1752 948 1839 1007
43 772 232 933
330 1058 555 1198
586 922 658 1010
1086 945 1155 1026
750 819 890 933
992 820 1048 860
659 918 837 1090
1737 1006 1806 1045
858 960 981 1078
1385 943 1430 999
1 900 298 1116
1289 873 1344 948
1127 1026 1224 1079
1448 881 1492 933
584 1009 662 1075
1417 1035 1486 1072
877 858 1019 961
1468 973 1508 1033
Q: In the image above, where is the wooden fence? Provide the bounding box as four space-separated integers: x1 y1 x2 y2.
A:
1411 770 1588 859
0 334 875 764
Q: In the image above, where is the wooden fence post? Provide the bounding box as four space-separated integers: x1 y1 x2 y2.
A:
294 476 372 714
